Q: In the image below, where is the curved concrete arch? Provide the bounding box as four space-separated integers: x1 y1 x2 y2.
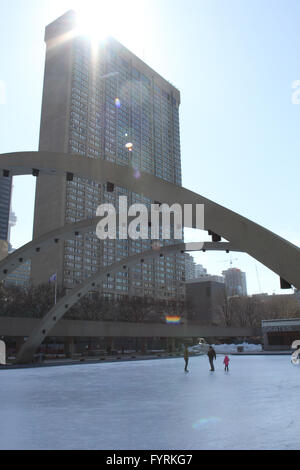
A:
0 221 238 282
1 151 300 289
16 241 211 364
0 216 101 280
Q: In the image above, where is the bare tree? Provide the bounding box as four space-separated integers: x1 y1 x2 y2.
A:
215 291 235 327
232 296 261 327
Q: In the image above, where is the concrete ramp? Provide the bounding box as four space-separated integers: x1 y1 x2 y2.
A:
0 340 6 365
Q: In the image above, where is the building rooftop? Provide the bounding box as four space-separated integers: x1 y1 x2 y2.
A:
45 10 180 100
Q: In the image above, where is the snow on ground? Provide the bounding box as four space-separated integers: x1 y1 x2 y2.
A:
211 342 263 353
0 355 298 450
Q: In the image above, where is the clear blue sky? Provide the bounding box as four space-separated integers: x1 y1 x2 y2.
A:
1 0 300 295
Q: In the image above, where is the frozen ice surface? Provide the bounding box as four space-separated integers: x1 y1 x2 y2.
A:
0 355 299 450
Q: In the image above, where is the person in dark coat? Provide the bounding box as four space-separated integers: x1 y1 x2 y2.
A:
184 345 189 372
207 346 217 371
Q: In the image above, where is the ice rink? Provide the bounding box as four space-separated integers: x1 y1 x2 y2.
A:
0 355 299 450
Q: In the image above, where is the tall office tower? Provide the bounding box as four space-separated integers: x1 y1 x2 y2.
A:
0 176 12 242
32 10 185 301
222 267 247 297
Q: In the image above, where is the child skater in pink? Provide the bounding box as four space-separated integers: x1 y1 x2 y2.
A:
223 355 230 371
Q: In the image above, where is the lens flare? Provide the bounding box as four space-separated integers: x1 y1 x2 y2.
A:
115 98 121 108
133 168 141 179
75 11 109 42
125 142 133 151
165 315 181 324
192 417 221 429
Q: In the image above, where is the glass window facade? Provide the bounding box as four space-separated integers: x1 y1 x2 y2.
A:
0 176 12 241
61 36 185 300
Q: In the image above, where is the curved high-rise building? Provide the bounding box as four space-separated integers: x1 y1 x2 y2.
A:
31 10 185 301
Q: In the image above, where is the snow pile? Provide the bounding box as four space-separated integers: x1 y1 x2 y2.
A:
211 342 262 353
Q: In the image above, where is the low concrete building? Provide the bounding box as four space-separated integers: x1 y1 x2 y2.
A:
186 279 226 325
194 274 224 283
262 318 300 350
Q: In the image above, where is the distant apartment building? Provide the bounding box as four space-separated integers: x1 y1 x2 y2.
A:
4 258 31 288
31 10 185 301
7 209 17 249
184 253 196 280
195 263 207 278
0 176 12 242
184 253 208 281
4 242 31 288
0 181 31 287
222 267 247 296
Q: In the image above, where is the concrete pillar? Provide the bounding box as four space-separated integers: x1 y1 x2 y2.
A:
166 338 175 352
263 332 269 351
15 337 25 355
106 337 114 354
0 340 6 365
65 337 75 358
141 338 147 354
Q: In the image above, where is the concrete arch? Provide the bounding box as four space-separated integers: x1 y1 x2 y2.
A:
0 216 101 280
1 150 299 363
15 241 211 364
1 151 300 289
0 221 238 282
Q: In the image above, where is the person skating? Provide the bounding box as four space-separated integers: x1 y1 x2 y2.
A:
223 355 230 371
184 345 189 372
207 346 216 371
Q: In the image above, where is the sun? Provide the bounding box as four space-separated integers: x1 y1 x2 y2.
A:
70 0 145 49
75 8 110 41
